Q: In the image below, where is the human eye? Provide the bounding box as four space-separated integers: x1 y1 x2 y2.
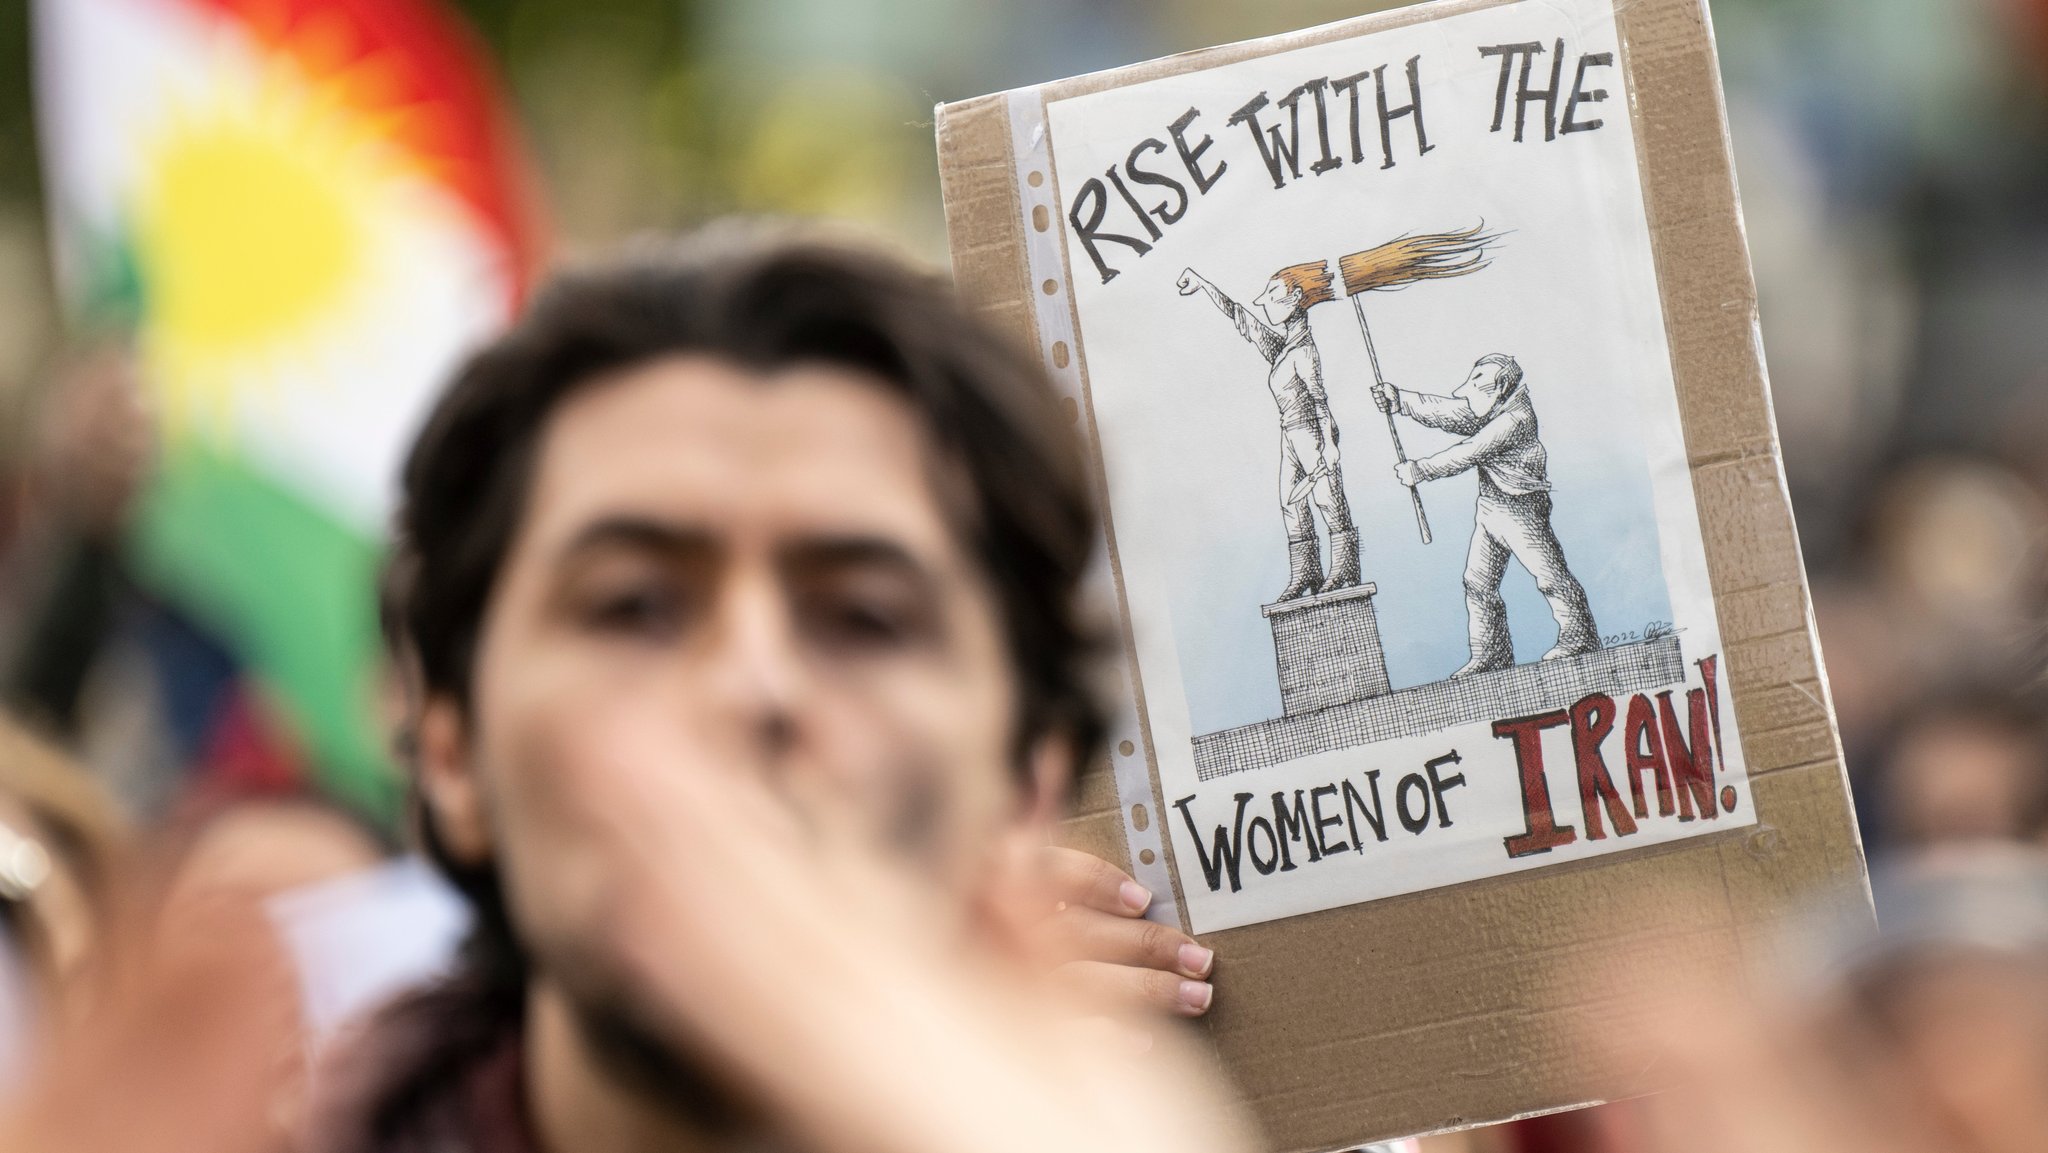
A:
798 572 935 656
581 581 686 639
560 556 697 643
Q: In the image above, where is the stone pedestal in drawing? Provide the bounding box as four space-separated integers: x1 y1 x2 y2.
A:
1264 584 1391 716
1194 582 1687 781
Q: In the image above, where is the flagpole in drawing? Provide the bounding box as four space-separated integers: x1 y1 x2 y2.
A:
1349 293 1430 544
1336 224 1499 546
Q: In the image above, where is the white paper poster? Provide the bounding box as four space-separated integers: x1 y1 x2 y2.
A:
1044 0 1755 933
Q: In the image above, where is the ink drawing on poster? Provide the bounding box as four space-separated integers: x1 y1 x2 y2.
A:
1044 0 1758 933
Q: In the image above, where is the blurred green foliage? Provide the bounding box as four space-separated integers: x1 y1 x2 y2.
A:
440 0 939 250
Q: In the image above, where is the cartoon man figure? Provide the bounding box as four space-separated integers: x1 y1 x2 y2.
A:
1374 354 1598 675
1178 261 1360 600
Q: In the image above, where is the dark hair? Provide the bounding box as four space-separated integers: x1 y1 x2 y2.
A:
391 224 1103 755
350 226 1106 1151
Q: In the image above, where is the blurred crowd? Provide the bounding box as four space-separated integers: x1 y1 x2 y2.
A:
0 0 2041 1151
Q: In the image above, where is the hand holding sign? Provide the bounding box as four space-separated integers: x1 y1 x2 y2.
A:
984 845 1217 1023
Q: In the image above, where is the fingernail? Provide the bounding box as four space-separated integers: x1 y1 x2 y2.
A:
1178 943 1214 978
1178 980 1213 1014
1119 880 1152 913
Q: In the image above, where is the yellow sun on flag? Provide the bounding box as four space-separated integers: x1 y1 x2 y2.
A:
129 50 409 429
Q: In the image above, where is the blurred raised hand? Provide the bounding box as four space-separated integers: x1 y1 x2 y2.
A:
33 344 154 540
0 888 298 1153
575 715 1260 1153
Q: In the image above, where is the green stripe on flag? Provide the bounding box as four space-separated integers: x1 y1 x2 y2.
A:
132 443 399 820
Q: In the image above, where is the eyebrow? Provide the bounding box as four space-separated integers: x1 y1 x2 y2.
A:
779 535 926 574
557 516 718 563
556 517 938 585
777 536 946 608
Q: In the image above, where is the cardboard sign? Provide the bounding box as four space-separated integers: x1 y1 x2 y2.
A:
937 0 1869 1146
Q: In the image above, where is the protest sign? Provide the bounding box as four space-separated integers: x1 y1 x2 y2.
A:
939 0 1871 1145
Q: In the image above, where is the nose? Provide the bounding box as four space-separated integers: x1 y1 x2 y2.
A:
702 564 805 768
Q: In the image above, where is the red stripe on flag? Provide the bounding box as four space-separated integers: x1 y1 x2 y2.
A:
187 0 546 300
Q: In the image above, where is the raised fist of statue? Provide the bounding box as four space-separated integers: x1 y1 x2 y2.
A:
1176 268 1202 295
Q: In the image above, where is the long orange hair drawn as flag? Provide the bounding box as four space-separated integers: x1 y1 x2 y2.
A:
1338 223 1497 296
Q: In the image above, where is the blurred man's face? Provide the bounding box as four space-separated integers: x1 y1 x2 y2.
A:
424 355 1031 995
1886 716 2043 846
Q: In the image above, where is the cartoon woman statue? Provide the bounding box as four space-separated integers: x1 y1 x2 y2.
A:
1177 261 1360 600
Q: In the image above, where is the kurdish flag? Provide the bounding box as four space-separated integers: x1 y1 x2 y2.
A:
34 0 541 814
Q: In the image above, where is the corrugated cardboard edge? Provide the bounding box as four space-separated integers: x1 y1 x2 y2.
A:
939 92 1180 914
938 0 1872 1147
